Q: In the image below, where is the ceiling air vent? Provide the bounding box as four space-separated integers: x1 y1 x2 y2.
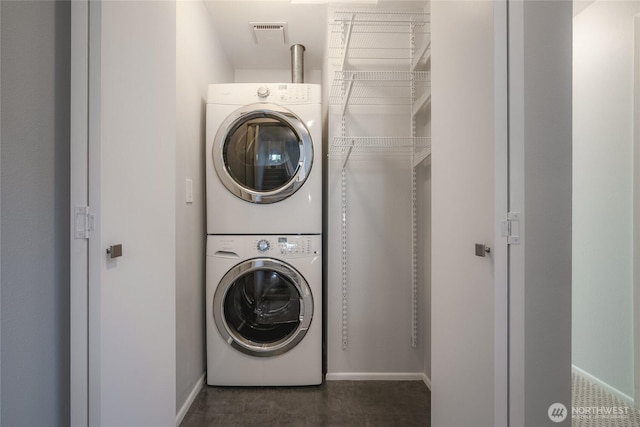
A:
250 22 288 45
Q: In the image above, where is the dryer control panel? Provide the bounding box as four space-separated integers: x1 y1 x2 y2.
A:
273 84 312 103
256 84 312 102
207 83 321 105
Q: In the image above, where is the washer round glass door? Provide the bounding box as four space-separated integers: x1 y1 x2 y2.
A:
213 103 314 204
213 258 313 357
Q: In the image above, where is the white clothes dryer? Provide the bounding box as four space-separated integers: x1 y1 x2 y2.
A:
206 84 322 235
206 234 322 386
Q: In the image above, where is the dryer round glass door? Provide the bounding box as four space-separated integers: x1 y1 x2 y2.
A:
213 103 314 204
213 258 313 357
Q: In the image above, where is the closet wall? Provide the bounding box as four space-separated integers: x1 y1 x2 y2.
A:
417 114 431 381
176 0 233 413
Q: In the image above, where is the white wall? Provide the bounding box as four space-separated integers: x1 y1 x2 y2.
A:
327 155 424 378
417 155 431 382
234 69 322 84
0 2 70 425
431 1 495 425
572 0 639 400
176 0 233 415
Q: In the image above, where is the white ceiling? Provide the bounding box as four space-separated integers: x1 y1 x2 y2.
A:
203 1 329 71
203 0 429 71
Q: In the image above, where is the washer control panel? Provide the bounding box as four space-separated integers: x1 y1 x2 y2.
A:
250 236 319 258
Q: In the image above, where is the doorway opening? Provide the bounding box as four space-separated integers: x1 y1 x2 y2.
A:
572 1 640 424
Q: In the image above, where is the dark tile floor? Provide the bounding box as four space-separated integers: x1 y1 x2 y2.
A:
180 380 431 427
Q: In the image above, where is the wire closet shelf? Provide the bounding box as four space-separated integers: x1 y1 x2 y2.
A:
329 11 431 70
329 137 431 168
329 10 431 67
330 70 431 108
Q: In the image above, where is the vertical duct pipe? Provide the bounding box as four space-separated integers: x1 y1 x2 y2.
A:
290 44 305 83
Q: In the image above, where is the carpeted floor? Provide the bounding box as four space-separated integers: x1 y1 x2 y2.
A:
572 371 640 427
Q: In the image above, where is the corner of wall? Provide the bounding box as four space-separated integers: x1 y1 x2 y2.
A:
175 0 233 413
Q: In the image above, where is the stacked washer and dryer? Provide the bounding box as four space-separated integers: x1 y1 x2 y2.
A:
205 81 322 386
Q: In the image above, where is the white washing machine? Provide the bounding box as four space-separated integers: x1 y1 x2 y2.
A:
206 83 322 235
206 234 322 386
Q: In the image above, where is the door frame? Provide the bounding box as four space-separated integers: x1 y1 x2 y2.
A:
634 14 640 411
70 0 102 424
70 0 89 424
494 0 509 425
87 0 102 424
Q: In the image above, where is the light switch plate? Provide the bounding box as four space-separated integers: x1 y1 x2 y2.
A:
186 178 193 204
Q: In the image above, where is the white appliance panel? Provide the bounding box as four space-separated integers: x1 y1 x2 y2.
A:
206 84 322 234
206 234 322 386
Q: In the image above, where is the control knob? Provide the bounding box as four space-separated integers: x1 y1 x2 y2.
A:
257 86 270 98
256 239 270 252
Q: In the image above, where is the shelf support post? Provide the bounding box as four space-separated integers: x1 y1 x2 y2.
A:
341 167 348 349
411 167 418 348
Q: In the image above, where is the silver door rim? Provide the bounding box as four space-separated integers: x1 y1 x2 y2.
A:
213 103 314 204
213 258 314 357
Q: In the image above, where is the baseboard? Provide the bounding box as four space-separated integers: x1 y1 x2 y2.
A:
572 364 634 407
176 372 205 427
325 372 425 381
422 373 431 390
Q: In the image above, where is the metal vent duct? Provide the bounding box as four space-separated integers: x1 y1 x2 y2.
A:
290 44 305 84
